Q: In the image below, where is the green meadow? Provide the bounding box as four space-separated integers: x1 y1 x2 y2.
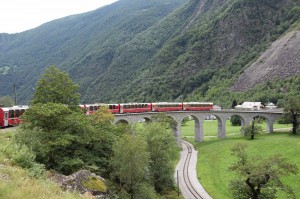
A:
181 119 292 137
181 120 299 199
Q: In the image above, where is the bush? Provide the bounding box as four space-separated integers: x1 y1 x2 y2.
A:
1 142 45 178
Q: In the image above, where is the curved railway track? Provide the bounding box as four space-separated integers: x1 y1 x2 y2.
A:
181 140 205 199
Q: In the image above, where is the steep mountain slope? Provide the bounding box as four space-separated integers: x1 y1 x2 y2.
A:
0 0 299 105
124 0 300 102
232 30 300 91
0 0 185 103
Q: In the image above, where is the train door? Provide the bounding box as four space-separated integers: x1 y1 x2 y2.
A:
120 104 124 113
4 111 8 127
183 103 187 111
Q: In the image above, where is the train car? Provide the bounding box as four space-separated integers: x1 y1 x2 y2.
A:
107 104 120 114
80 104 98 115
152 102 183 112
183 102 214 111
0 105 29 128
120 103 152 113
80 104 120 115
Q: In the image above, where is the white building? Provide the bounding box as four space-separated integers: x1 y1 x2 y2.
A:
235 102 264 110
265 102 277 109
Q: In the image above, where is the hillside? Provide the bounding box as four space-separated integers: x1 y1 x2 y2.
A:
0 0 299 105
232 30 300 91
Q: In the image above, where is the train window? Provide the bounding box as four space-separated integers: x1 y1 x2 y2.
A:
21 109 26 115
15 109 20 117
9 110 14 118
4 112 8 119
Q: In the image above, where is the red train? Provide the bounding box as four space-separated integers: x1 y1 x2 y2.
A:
1 102 213 128
81 102 214 115
0 105 29 128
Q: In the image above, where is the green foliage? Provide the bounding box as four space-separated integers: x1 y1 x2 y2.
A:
17 102 119 176
136 123 178 193
110 134 150 195
1 141 44 178
133 183 162 199
230 115 242 126
0 96 14 107
283 97 300 134
82 176 107 193
229 143 298 199
151 113 178 131
240 119 263 139
31 65 80 106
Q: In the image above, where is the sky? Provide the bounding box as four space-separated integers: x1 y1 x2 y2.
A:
0 0 118 33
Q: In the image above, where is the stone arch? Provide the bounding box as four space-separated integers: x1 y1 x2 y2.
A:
115 119 129 125
179 114 202 141
228 114 246 127
252 114 274 133
200 113 227 139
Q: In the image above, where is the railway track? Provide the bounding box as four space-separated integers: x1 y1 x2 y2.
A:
181 140 205 199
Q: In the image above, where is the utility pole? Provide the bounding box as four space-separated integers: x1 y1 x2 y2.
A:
177 170 179 196
14 84 17 105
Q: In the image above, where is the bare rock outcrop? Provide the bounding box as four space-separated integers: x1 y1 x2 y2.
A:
48 170 108 198
231 30 300 91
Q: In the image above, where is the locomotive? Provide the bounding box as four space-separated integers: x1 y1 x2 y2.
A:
1 102 213 128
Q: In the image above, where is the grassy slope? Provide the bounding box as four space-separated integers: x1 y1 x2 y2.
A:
182 121 299 199
0 130 88 199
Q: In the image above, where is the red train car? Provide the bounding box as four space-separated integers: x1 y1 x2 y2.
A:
151 102 183 112
80 102 214 115
183 102 214 111
0 106 29 128
80 104 120 115
120 103 152 113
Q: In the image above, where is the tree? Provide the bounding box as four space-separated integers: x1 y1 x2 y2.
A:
229 144 298 199
136 123 178 193
90 106 114 125
232 99 238 109
230 115 241 126
0 95 14 107
283 97 300 134
181 117 190 126
17 102 121 176
110 134 150 196
31 65 80 106
150 113 177 132
240 117 262 139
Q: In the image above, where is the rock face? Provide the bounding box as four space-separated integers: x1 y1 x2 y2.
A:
231 30 300 91
49 170 108 198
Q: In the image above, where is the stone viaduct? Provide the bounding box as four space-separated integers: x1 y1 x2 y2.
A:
113 109 284 143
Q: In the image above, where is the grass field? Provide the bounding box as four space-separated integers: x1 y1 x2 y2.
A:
181 120 299 199
181 119 292 137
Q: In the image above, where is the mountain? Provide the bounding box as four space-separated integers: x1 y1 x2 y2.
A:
0 0 299 106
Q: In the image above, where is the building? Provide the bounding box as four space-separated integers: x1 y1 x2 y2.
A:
265 102 277 109
235 102 264 110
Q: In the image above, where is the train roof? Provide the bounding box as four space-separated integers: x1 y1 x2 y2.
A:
0 106 29 111
119 102 151 105
183 102 213 104
152 102 182 104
